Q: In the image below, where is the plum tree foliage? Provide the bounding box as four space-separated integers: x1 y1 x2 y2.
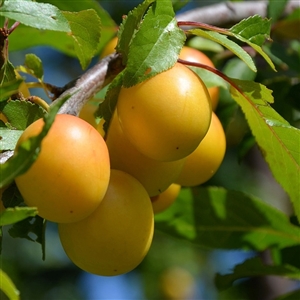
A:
0 0 299 299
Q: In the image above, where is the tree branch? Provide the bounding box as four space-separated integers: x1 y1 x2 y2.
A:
176 0 299 26
51 53 123 116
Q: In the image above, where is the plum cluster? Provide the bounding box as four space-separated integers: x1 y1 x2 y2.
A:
14 46 226 277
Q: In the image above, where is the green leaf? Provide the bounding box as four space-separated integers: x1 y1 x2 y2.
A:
96 71 124 133
215 256 300 291
0 269 20 300
37 0 116 53
0 0 70 32
188 16 276 72
229 15 271 46
155 187 300 250
8 215 46 259
0 206 37 226
0 128 22 151
63 9 101 69
0 93 71 189
1 184 47 259
229 79 300 220
243 41 276 72
7 26 76 57
188 29 257 72
155 188 196 240
0 79 23 101
2 182 23 208
123 0 186 86
0 59 16 86
24 53 44 80
8 215 44 241
2 2 105 66
0 100 47 130
228 16 276 71
117 0 155 64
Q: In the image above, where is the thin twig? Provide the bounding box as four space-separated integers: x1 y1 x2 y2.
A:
8 21 20 35
51 53 123 116
177 21 230 35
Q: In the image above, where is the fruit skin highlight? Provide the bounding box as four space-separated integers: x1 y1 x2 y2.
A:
58 169 154 276
179 46 219 111
15 114 110 223
117 62 212 162
106 111 185 197
176 112 226 186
